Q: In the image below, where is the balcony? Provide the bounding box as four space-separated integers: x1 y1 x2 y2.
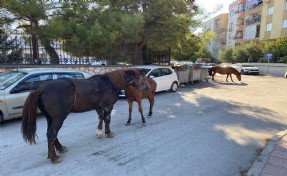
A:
246 0 263 13
237 11 246 19
245 15 261 26
236 24 245 31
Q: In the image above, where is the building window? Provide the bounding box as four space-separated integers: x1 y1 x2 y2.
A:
268 7 274 15
266 23 272 31
238 3 246 12
285 2 287 10
283 19 287 28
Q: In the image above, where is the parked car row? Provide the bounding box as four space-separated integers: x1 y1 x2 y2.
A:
0 68 91 122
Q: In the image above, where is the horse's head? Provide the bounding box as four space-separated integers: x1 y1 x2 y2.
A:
237 73 242 81
127 68 150 93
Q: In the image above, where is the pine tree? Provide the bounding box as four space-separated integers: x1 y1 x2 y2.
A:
0 28 23 64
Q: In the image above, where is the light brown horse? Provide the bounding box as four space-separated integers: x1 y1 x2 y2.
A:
209 66 241 82
125 78 157 125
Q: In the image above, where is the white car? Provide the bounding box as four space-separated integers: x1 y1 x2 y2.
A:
119 65 179 97
233 63 260 75
285 71 287 78
218 63 241 73
0 68 91 122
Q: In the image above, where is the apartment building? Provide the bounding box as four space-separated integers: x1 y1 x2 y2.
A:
202 13 228 58
260 0 287 40
244 0 262 41
227 0 248 46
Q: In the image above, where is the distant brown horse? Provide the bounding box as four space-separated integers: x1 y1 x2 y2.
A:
21 68 149 163
209 66 241 82
125 78 157 125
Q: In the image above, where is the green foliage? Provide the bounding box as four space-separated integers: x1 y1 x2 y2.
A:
218 47 233 63
0 31 23 64
245 42 263 62
2 0 200 64
232 45 248 63
172 31 214 62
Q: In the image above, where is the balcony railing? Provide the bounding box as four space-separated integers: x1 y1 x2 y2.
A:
245 15 261 26
246 0 263 11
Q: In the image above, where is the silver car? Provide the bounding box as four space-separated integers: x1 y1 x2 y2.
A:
0 68 91 122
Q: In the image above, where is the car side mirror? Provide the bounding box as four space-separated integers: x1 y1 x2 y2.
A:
10 84 30 94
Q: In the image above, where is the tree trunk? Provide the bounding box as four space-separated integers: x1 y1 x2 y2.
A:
134 35 147 65
30 17 39 64
40 39 60 64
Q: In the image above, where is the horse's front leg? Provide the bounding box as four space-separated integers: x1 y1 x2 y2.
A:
230 74 234 82
96 108 104 138
226 75 229 82
126 99 133 125
136 98 146 125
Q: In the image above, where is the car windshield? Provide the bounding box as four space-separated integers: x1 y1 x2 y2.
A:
0 71 27 90
136 68 151 76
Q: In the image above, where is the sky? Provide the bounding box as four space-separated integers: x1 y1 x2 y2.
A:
197 0 235 16
193 0 235 33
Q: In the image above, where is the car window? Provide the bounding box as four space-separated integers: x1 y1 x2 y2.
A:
160 68 172 76
12 73 53 93
149 69 161 77
56 73 85 79
0 71 27 90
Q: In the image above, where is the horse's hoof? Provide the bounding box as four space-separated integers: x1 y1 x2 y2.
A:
107 132 114 138
96 129 103 138
125 122 131 126
58 146 68 153
142 123 146 126
51 156 62 164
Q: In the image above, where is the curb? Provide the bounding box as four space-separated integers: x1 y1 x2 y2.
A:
247 130 287 176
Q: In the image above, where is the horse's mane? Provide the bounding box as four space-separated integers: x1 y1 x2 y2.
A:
229 66 240 74
105 69 140 90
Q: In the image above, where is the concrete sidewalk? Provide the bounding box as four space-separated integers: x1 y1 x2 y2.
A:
247 130 287 176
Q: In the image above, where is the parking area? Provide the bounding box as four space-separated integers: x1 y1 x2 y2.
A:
0 74 287 176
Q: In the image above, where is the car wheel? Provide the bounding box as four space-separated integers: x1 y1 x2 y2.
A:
170 82 178 92
0 112 3 123
240 70 244 74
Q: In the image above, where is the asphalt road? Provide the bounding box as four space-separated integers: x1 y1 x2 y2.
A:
1 74 287 176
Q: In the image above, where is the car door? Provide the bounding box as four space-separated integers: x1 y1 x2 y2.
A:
158 68 174 91
148 68 164 91
5 73 53 118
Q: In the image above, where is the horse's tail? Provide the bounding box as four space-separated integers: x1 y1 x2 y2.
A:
21 89 43 145
208 67 213 76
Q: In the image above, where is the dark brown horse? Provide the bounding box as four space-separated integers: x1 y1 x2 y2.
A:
21 68 149 163
209 66 241 82
125 78 157 125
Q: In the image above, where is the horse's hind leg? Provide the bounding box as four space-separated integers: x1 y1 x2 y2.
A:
126 100 133 125
148 95 155 117
104 106 114 138
47 119 66 163
55 139 68 153
136 98 146 125
96 108 104 137
212 73 216 82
